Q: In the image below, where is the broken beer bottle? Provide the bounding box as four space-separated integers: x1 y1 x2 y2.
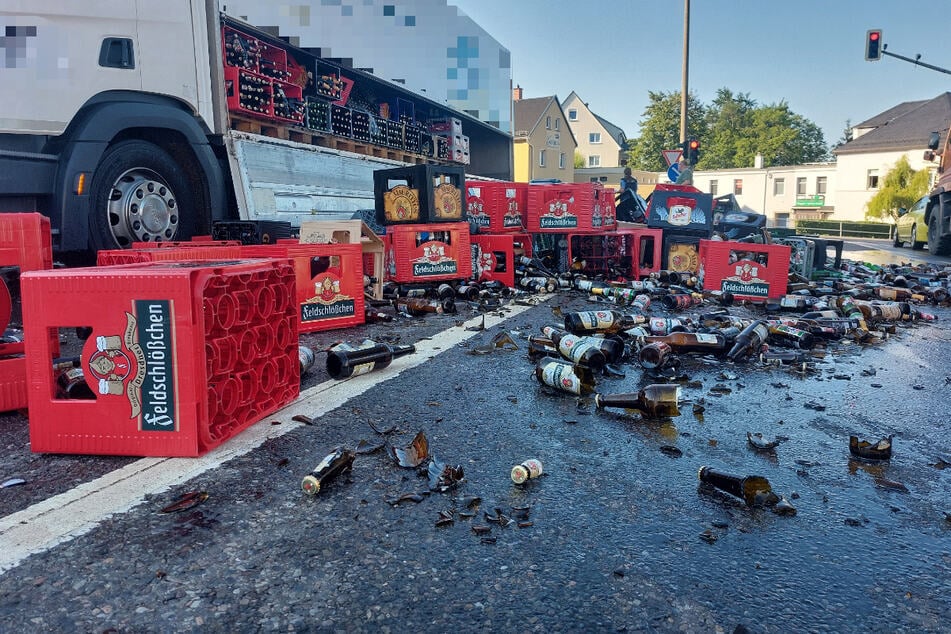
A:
725 320 769 361
594 384 681 418
511 458 544 484
534 356 596 395
325 342 416 379
698 466 779 507
301 446 356 495
642 331 727 354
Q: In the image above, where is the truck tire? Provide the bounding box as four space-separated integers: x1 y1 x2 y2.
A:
929 215 951 256
89 139 195 250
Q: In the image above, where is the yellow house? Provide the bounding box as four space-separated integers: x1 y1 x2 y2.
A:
512 86 577 183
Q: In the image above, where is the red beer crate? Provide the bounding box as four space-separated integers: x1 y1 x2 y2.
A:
0 213 57 412
526 183 612 233
699 239 792 301
471 234 516 288
21 259 299 457
567 227 663 280
465 181 527 232
384 222 472 283
241 241 364 332
97 244 244 266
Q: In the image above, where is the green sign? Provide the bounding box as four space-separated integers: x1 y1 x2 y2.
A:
795 195 825 207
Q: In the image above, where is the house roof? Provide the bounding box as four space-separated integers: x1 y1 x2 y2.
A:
513 95 578 146
561 91 627 145
836 92 951 155
593 113 626 145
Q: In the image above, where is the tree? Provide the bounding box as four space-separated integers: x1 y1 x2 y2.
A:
837 119 853 147
574 151 586 169
865 156 932 221
626 90 707 171
626 88 829 170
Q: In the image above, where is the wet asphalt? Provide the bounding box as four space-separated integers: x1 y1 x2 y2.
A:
0 245 949 633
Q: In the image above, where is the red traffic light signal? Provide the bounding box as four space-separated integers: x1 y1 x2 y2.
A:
865 29 882 61
685 137 700 165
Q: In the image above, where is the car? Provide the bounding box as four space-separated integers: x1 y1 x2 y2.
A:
894 195 929 250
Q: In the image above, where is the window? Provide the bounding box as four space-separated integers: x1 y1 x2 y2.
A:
796 177 806 196
589 132 602 144
568 109 578 121
545 116 551 129
773 178 784 196
559 152 565 169
590 177 599 183
600 176 608 182
709 180 718 196
588 155 601 167
816 176 827 194
733 179 743 195
555 118 560 130
867 169 879 189
539 150 546 167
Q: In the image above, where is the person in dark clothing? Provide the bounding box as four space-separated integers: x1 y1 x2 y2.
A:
616 167 645 223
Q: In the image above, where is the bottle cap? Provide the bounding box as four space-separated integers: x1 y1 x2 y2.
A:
301 476 321 495
511 465 529 484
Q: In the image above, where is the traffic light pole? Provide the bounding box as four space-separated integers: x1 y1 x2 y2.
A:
880 49 951 76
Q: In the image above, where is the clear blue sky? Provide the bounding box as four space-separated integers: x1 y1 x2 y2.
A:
451 0 951 149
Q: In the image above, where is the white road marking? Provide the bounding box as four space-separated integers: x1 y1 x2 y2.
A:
0 298 548 575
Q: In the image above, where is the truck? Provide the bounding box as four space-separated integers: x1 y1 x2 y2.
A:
923 128 951 255
0 1 510 257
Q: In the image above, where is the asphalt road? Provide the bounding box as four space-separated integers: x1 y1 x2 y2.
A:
0 241 949 633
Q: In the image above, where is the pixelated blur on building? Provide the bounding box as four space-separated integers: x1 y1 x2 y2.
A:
221 1 512 134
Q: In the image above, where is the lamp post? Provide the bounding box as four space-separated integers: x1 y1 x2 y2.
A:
680 0 689 144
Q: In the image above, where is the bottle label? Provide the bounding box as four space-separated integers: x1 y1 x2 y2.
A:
521 459 543 479
351 362 376 377
577 311 615 331
559 336 599 364
541 362 582 394
878 288 897 300
695 333 719 344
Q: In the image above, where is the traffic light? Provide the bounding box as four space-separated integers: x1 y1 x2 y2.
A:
685 137 700 165
865 29 882 61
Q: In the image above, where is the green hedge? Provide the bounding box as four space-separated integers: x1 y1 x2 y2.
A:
794 220 892 239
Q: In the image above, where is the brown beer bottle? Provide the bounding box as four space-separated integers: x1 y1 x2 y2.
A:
698 466 779 507
301 447 356 495
326 342 416 379
594 384 681 418
725 320 769 361
396 297 444 316
534 357 595 395
563 310 647 335
541 325 607 370
643 331 727 353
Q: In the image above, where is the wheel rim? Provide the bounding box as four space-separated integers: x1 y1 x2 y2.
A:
106 168 179 247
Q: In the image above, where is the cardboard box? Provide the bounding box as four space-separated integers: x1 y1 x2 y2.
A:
300 220 385 300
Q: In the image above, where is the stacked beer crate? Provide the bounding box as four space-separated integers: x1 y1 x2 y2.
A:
526 182 616 276
373 165 472 285
429 117 469 165
644 184 715 280
464 180 531 288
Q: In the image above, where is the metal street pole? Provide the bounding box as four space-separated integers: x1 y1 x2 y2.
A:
680 0 689 144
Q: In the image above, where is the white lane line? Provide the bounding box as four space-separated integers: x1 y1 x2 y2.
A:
0 297 548 575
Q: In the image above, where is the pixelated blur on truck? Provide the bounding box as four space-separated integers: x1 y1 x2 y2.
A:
0 1 508 257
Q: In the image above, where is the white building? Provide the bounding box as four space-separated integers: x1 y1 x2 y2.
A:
222 0 512 133
687 93 951 226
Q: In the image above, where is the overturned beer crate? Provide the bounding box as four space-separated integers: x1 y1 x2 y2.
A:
567 227 662 280
699 240 791 301
21 259 299 457
384 222 472 283
470 234 516 288
0 213 58 412
242 241 364 332
97 244 244 266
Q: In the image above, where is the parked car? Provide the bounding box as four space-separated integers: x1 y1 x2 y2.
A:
894 195 929 250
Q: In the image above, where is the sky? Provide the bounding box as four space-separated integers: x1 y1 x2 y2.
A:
450 0 951 150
